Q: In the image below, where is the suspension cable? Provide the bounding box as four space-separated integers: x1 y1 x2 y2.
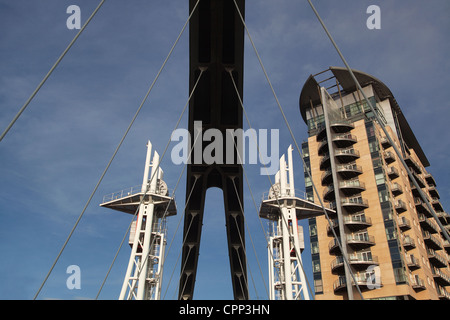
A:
33 0 200 300
229 176 267 299
95 67 205 299
1 0 106 142
232 0 364 299
227 69 315 300
305 0 450 244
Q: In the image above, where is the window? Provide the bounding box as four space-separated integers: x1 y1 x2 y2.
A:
305 176 312 187
375 172 385 186
309 221 317 236
311 242 319 254
314 279 323 294
378 189 389 203
369 141 379 153
312 260 321 272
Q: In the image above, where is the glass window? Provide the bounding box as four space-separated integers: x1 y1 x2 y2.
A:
312 259 321 272
378 189 389 202
375 172 385 185
314 279 323 293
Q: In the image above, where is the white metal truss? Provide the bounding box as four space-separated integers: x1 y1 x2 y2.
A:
261 145 322 300
100 141 176 300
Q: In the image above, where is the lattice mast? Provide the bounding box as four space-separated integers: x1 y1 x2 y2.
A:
100 141 176 300
261 146 316 300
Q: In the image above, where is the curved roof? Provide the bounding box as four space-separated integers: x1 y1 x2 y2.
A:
299 66 429 167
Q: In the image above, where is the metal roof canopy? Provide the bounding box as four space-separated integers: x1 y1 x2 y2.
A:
299 66 430 167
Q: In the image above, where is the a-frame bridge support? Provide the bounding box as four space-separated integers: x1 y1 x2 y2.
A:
179 0 248 300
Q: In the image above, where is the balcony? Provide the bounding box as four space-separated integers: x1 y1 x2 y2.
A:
330 121 354 133
398 216 411 231
333 274 382 293
320 153 331 170
432 267 450 286
318 139 328 155
437 284 450 300
406 255 421 271
341 197 369 212
321 169 333 185
423 231 443 250
410 171 426 188
380 136 391 149
405 155 421 174
344 214 372 230
424 173 436 187
411 276 426 291
428 186 440 199
332 133 357 148
391 182 403 196
414 198 432 217
347 233 375 250
331 254 379 274
418 214 439 234
383 151 396 164
394 199 407 213
431 198 444 212
323 185 335 201
402 235 416 250
387 166 399 179
427 249 448 268
339 180 366 196
436 211 450 225
444 240 450 255
316 126 327 142
327 214 372 236
336 163 362 180
335 147 360 163
328 238 342 255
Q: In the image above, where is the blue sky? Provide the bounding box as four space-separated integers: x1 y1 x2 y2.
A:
0 0 449 300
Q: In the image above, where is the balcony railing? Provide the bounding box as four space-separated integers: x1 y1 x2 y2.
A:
331 254 379 272
405 254 421 270
437 284 450 300
427 249 448 268
335 147 360 160
387 166 399 179
398 216 411 230
383 151 396 164
412 276 426 291
391 182 403 196
422 231 442 250
347 233 375 248
395 199 407 213
333 273 382 292
402 235 416 250
380 136 391 148
336 163 363 178
432 267 450 286
418 214 439 234
332 133 357 148
341 197 369 211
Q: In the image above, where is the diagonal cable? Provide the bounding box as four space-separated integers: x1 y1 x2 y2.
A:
232 0 364 299
305 0 450 244
1 0 106 142
33 0 200 300
95 67 205 300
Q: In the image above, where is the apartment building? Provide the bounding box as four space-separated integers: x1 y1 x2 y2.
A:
299 67 450 300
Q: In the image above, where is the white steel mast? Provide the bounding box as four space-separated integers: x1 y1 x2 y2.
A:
260 145 334 300
100 140 176 300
